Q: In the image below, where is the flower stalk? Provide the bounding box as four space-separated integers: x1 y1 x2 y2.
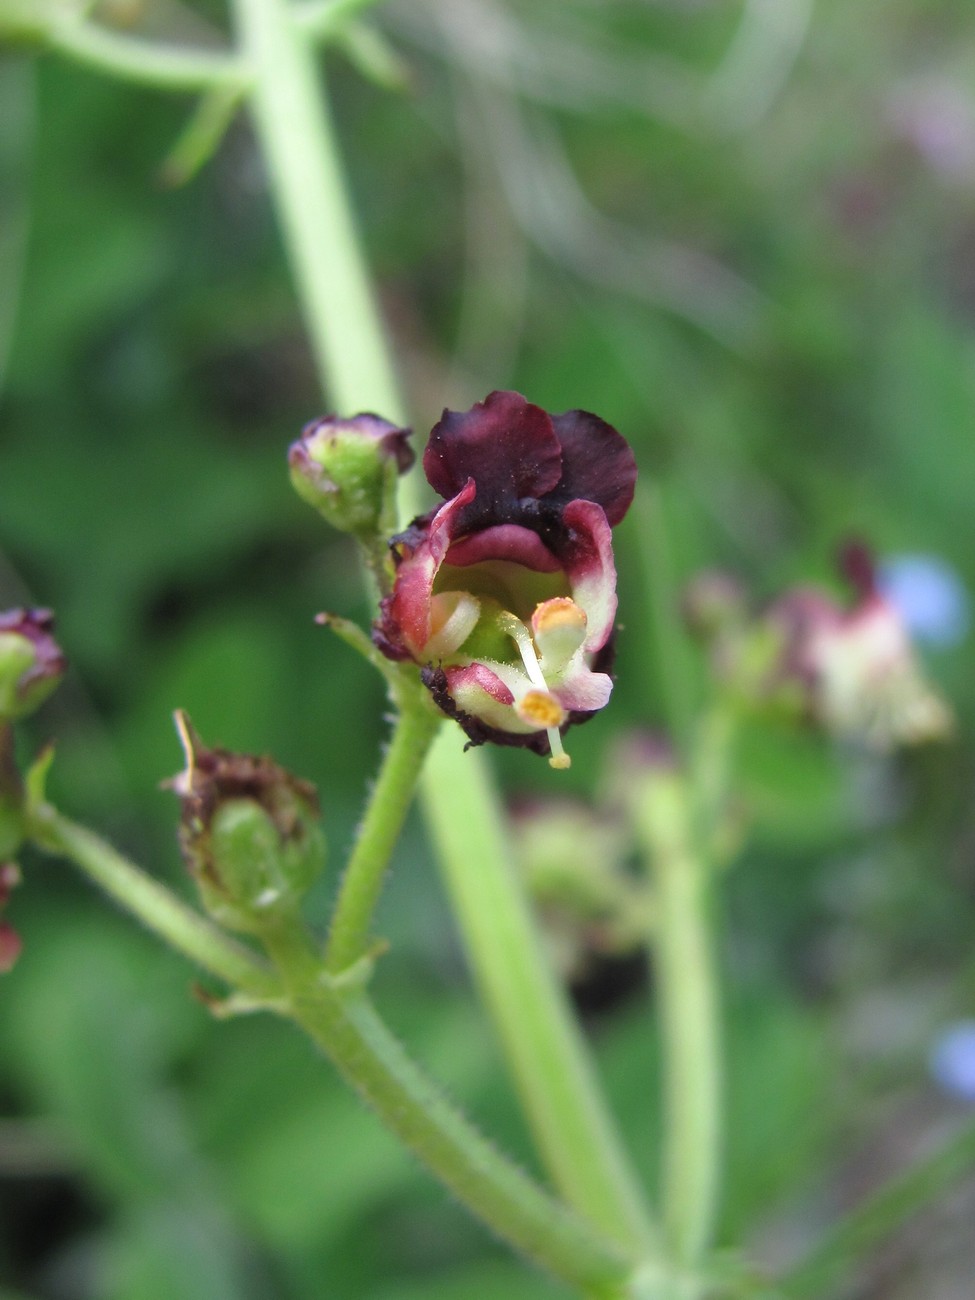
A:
423 728 657 1253
228 0 656 1252
325 683 441 973
27 803 279 997
634 762 722 1276
233 0 401 419
261 909 637 1298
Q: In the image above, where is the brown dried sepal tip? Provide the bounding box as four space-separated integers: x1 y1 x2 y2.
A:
169 713 319 844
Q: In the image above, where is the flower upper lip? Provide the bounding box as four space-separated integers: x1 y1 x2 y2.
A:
422 389 636 538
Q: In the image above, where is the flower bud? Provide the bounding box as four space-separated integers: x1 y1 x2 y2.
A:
168 714 325 933
682 571 747 640
0 609 66 724
289 413 414 539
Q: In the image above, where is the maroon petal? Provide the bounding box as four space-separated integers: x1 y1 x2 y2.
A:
0 921 21 973
423 391 563 508
549 409 637 526
443 662 516 708
561 501 619 651
445 524 562 572
378 480 477 656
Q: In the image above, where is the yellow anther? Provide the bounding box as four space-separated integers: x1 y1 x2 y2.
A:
499 611 574 771
517 689 567 730
532 597 586 635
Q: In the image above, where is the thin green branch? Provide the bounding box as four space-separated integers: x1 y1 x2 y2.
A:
46 17 247 92
635 768 721 1275
160 85 245 187
27 805 278 997
232 0 401 416
777 1117 975 1300
294 0 388 41
325 694 441 972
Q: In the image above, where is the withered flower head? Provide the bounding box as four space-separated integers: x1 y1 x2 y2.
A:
168 713 325 932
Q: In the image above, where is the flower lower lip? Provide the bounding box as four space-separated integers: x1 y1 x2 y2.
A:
445 526 561 572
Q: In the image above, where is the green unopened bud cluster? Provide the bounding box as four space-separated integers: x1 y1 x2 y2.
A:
289 413 414 539
169 713 326 933
511 787 655 978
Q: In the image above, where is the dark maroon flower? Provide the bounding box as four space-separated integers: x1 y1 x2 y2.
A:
375 391 637 767
0 608 67 723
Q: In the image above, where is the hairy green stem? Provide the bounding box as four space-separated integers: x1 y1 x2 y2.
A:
230 0 656 1252
325 694 441 972
636 770 721 1275
26 805 637 1294
262 913 635 1298
423 729 657 1253
28 805 278 996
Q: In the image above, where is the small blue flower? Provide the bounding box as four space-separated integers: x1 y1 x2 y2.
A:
929 1021 975 1102
879 555 970 649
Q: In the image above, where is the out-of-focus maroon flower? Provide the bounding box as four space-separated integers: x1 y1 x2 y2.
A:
0 608 67 723
766 542 953 749
0 863 22 974
374 391 637 768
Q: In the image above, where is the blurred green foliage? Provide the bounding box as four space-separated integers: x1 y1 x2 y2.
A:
2 0 975 1296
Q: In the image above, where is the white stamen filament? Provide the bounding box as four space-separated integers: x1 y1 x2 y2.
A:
498 613 571 770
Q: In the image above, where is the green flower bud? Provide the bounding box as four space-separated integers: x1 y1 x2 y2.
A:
289 413 414 539
168 713 325 933
0 609 66 724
